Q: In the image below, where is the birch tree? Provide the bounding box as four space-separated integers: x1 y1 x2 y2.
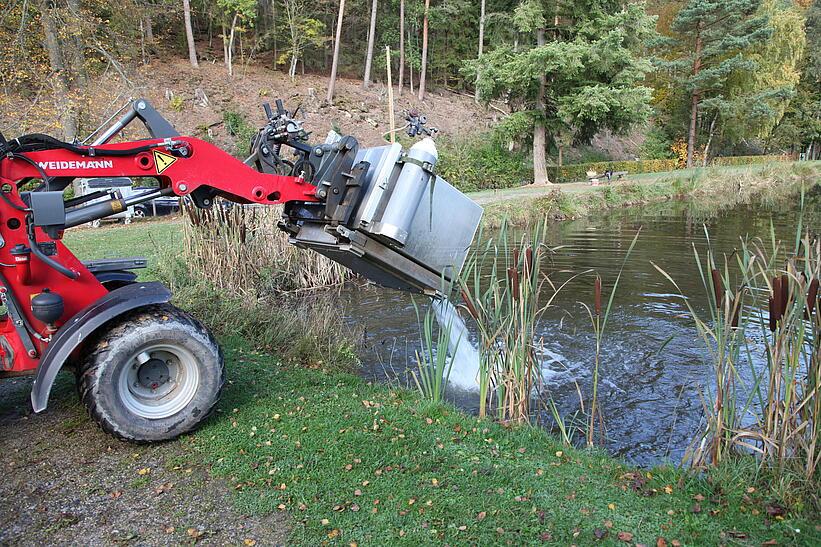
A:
362 0 378 88
327 0 345 103
418 0 430 100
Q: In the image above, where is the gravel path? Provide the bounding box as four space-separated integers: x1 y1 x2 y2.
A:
0 374 288 546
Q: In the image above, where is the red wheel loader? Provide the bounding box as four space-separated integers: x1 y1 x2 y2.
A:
0 99 482 442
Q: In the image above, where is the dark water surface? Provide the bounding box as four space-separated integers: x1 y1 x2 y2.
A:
331 190 820 466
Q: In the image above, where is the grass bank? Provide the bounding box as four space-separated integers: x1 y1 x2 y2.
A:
475 161 821 228
189 338 819 545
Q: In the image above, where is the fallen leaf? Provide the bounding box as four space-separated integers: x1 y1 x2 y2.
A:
593 528 609 540
693 494 705 502
350 504 360 512
477 511 486 521
608 503 616 510
243 540 257 546
110 491 123 499
496 527 505 534
186 528 202 540
540 531 552 542
690 503 702 514
604 520 614 529
321 518 330 525
656 538 667 547
137 467 151 476
328 529 340 539
617 531 634 542
765 503 786 518
154 482 174 495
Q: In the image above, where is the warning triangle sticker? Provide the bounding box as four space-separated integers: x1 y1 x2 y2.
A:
153 150 177 174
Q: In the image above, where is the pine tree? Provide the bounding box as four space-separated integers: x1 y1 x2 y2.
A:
664 0 770 167
467 0 655 185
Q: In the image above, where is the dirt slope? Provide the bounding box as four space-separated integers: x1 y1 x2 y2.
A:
2 57 496 152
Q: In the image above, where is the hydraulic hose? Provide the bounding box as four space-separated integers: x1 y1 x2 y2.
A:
27 226 79 280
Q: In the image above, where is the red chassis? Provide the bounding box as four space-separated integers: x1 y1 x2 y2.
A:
0 136 316 386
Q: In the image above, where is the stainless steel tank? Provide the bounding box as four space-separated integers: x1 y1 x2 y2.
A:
283 138 483 294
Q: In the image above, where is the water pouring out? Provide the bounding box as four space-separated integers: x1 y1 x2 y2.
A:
431 297 480 391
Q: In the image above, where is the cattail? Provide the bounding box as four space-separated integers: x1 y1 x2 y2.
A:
729 296 740 328
771 276 783 328
768 297 777 332
508 267 519 299
711 269 724 308
807 278 819 319
594 276 602 317
525 246 533 280
780 274 789 317
461 288 479 320
513 247 520 268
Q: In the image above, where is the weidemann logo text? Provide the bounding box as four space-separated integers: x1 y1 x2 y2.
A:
37 160 114 170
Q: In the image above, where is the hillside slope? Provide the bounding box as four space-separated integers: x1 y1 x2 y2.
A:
2 57 495 153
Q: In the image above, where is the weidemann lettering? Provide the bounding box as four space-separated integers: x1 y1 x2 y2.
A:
37 160 114 170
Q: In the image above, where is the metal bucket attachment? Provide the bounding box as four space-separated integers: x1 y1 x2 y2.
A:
281 139 482 294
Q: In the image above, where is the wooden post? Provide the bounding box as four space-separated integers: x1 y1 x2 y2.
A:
386 46 396 143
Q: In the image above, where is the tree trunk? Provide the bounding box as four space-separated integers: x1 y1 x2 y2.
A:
409 27 414 94
363 0 377 88
183 0 199 67
145 15 154 43
227 13 238 76
702 114 718 167
65 0 88 87
398 0 404 96
532 29 550 186
686 22 704 169
418 0 430 101
475 0 485 102
39 0 77 140
327 0 345 103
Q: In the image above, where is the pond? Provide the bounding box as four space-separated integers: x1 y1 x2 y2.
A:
332 189 820 466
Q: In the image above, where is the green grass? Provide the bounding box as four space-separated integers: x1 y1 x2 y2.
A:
187 338 819 545
63 219 181 262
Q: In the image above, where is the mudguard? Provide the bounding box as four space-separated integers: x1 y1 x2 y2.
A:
30 282 172 412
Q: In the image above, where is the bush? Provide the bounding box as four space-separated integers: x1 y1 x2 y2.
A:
437 136 531 192
710 154 792 167
222 111 257 158
555 158 678 183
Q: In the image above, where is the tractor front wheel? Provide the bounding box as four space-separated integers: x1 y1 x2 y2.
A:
78 304 224 442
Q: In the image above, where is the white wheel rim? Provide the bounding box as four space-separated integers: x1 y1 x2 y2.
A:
117 343 200 419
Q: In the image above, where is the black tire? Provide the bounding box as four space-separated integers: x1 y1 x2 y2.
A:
78 304 224 442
